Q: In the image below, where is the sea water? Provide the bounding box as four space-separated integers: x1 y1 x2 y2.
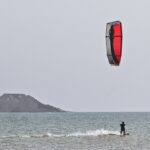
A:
0 112 150 150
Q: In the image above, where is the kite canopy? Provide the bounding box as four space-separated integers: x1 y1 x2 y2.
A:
106 21 122 66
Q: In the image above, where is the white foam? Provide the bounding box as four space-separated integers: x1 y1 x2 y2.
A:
21 135 30 138
66 129 120 137
1 129 120 139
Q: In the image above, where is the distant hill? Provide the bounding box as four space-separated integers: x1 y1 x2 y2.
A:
0 94 65 112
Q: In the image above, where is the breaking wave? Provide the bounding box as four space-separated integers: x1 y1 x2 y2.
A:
1 129 120 139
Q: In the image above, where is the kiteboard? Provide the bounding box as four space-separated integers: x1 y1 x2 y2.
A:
120 133 130 136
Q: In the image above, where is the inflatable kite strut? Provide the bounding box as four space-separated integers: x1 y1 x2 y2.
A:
106 21 122 66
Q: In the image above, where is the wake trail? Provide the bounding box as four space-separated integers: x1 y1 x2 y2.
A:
1 129 120 139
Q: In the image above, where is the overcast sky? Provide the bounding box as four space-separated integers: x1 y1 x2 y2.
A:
0 0 150 112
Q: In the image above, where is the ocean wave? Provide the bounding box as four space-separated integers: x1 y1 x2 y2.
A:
1 129 120 139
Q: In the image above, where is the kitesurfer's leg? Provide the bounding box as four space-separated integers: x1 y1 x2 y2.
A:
120 130 122 135
124 130 126 135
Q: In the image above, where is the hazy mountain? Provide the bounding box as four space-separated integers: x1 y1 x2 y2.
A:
0 94 65 112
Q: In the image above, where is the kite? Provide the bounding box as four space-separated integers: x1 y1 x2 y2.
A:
106 21 123 66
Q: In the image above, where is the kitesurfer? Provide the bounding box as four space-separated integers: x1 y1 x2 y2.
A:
120 121 126 135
